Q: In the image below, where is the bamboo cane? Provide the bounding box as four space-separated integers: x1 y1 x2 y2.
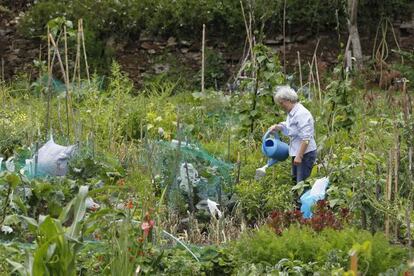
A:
236 151 241 184
282 0 287 73
385 148 393 238
49 33 71 140
202 24 205 94
350 251 358 275
1 58 4 82
45 28 59 134
297 51 303 89
72 19 82 87
64 26 70 89
360 129 367 229
314 53 322 104
394 123 400 239
80 19 90 84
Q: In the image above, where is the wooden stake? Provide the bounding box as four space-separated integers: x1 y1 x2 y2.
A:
201 24 205 94
350 251 358 274
282 0 287 73
1 58 4 82
314 53 322 103
49 33 71 140
394 125 400 200
406 205 412 260
360 129 367 229
297 51 303 89
80 19 90 84
227 133 231 162
72 19 82 87
64 26 70 88
45 28 59 134
308 61 317 96
385 148 393 238
240 1 254 72
236 151 241 184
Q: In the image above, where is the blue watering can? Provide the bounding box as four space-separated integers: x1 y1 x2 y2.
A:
256 129 289 179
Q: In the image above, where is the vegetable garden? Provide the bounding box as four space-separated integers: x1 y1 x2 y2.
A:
1 0 414 275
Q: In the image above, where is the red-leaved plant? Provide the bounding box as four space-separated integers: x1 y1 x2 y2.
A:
268 200 351 235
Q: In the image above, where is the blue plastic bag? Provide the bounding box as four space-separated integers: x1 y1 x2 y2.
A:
300 177 329 218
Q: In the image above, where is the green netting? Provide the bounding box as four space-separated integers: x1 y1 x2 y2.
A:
145 140 234 211
34 75 67 93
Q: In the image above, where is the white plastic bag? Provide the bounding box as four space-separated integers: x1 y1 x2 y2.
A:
196 198 222 218
300 177 329 218
178 163 200 193
36 137 76 176
309 177 329 198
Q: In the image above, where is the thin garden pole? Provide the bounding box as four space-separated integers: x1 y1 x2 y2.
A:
64 26 70 89
236 151 241 184
49 33 71 140
314 53 322 104
360 128 367 229
282 0 287 73
184 162 195 213
297 51 303 89
45 28 59 134
1 58 4 82
350 251 358 274
80 19 90 84
72 19 82 87
227 133 231 162
201 24 205 94
394 122 400 239
385 148 393 238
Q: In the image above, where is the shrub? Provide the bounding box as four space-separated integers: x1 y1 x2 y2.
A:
232 225 407 274
268 200 352 234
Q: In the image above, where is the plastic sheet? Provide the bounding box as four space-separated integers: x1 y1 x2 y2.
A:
36 137 76 176
300 177 329 218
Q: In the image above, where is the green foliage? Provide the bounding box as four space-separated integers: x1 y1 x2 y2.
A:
197 48 227 90
232 226 407 274
7 186 89 276
21 0 411 42
236 154 294 220
236 44 285 135
0 107 30 154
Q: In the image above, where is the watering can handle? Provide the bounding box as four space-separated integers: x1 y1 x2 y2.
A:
263 128 281 144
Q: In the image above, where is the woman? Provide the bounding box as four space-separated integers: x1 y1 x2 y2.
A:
270 86 317 183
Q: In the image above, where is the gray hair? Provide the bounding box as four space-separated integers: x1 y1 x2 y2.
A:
273 86 298 103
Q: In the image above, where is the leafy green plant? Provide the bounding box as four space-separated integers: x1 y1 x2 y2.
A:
7 186 90 276
232 226 407 275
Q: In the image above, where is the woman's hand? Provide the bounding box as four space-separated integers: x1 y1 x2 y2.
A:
269 124 282 132
293 155 302 165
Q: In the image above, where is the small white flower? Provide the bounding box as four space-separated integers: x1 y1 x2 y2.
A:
1 225 13 234
158 127 164 136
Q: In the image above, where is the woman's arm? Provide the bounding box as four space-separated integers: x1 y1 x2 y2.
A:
269 122 289 136
293 140 309 165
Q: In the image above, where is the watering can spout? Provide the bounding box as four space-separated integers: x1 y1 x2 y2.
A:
267 158 279 167
255 128 289 179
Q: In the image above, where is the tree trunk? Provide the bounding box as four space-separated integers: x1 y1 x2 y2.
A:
347 0 363 70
